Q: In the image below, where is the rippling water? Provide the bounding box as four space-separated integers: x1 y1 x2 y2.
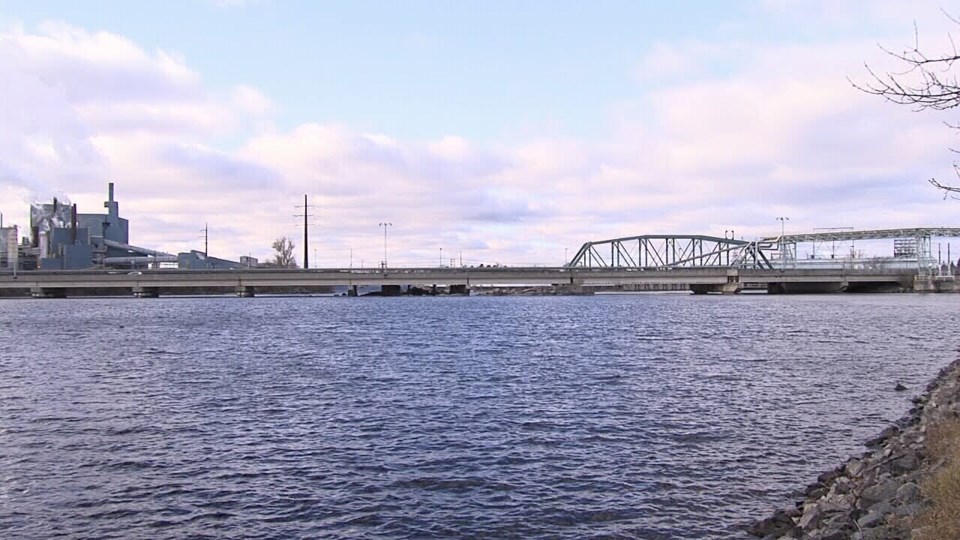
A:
1 294 958 539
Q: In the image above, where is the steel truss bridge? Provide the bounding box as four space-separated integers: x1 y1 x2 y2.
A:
567 228 960 270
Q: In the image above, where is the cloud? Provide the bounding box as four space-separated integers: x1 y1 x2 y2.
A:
156 143 283 190
3 9 960 266
232 84 275 117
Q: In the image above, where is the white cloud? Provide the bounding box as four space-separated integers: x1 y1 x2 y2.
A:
3 10 960 266
232 84 275 117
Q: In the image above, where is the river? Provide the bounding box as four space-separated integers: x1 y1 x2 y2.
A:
1 294 958 539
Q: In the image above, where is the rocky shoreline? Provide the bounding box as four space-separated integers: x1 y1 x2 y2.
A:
748 357 960 539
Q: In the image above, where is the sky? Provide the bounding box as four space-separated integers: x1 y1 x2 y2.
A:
1 0 960 267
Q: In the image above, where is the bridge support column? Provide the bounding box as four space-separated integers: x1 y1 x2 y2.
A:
133 286 159 298
381 285 402 296
916 275 957 293
721 282 742 294
690 284 710 295
348 285 358 296
933 276 956 292
235 285 255 297
449 284 469 295
767 282 787 294
30 287 66 299
690 284 727 294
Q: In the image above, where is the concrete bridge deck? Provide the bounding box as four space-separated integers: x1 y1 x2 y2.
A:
0 266 936 298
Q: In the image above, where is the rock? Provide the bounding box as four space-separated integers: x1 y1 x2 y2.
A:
818 526 851 540
893 501 923 517
895 382 908 391
798 504 822 530
893 450 919 473
747 508 797 538
895 482 922 504
820 496 853 514
865 425 900 448
856 509 885 529
818 468 841 484
845 459 865 477
868 500 893 517
862 479 901 504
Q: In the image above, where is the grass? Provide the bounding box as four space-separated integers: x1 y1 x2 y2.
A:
910 414 960 540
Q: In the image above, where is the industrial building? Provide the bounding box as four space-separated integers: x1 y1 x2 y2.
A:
0 183 245 271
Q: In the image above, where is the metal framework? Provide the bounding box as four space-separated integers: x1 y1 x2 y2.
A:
567 235 749 269
769 227 960 243
569 228 960 270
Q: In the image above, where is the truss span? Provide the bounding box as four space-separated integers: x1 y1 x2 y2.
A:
567 235 749 269
570 228 960 270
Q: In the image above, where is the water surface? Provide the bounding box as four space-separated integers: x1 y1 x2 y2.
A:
1 294 957 539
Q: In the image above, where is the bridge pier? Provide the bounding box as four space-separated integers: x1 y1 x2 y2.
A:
690 284 715 295
133 286 159 298
689 283 740 294
235 285 255 298
381 285 402 296
721 282 742 294
767 282 787 295
936 276 957 292
30 287 66 299
915 275 956 293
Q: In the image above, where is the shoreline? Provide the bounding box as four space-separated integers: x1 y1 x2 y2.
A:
748 356 960 539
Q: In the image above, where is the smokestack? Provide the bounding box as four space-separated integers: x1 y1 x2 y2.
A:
71 204 78 244
108 182 114 202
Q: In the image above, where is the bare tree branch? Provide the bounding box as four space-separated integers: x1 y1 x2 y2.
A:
854 13 960 196
931 176 960 199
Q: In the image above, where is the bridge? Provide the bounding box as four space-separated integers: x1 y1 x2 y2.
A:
0 265 942 298
1 228 958 298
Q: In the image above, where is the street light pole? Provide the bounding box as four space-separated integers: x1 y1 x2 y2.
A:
776 217 789 269
303 194 309 269
379 222 392 268
440 247 443 268
724 230 735 265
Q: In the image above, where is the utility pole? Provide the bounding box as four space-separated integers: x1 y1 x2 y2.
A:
294 195 315 269
201 222 209 257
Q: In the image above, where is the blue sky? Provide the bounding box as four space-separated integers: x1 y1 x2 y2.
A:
4 1 755 142
1 1 958 265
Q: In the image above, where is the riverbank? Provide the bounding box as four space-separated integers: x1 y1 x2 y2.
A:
748 356 960 539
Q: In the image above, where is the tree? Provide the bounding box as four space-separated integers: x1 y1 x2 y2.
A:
271 236 298 268
855 13 960 197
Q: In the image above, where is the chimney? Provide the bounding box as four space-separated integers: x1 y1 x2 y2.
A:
71 204 78 244
108 182 114 202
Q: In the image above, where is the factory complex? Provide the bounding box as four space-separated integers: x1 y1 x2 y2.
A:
0 183 255 272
